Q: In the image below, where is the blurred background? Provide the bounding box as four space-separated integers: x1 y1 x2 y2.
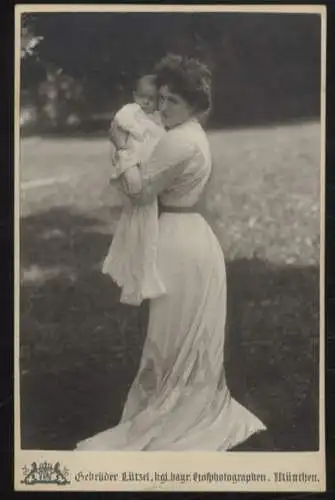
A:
20 12 321 133
19 12 322 452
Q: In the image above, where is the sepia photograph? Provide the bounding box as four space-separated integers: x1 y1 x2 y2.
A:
15 4 325 492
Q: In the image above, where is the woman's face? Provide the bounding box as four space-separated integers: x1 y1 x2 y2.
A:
158 85 194 129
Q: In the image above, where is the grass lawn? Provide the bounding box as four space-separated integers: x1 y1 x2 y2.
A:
19 121 321 451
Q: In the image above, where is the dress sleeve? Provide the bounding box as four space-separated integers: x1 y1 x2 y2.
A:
125 128 196 205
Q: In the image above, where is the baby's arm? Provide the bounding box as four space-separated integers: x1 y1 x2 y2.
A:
109 120 132 180
114 103 145 142
108 123 141 194
109 105 146 193
109 120 128 150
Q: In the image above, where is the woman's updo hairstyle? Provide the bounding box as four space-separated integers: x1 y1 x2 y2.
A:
154 54 212 114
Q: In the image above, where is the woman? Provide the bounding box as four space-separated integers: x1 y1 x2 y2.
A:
76 54 266 451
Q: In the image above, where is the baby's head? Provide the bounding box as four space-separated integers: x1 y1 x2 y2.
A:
133 74 158 115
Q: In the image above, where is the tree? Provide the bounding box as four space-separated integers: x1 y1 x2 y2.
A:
20 14 43 60
20 12 321 131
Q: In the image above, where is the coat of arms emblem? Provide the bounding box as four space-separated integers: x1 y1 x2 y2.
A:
21 461 70 485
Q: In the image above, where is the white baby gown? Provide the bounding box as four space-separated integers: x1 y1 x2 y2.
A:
103 103 167 305
76 119 267 451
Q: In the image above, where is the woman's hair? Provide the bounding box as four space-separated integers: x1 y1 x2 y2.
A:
154 54 212 113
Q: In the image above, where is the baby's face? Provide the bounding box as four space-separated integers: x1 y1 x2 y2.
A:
134 81 158 114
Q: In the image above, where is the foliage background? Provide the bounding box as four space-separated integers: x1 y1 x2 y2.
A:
20 12 321 131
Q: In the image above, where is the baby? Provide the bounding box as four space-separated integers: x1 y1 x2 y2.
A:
109 74 164 195
103 75 167 305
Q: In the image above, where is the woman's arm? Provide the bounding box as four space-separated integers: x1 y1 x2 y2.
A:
123 129 195 205
121 164 142 195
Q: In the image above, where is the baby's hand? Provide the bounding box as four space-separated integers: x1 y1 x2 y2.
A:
110 142 119 166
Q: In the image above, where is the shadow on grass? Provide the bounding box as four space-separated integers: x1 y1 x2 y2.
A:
20 208 319 451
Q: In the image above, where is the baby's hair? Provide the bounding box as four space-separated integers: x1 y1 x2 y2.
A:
134 74 158 92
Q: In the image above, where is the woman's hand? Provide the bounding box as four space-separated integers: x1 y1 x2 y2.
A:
109 165 142 197
122 165 142 195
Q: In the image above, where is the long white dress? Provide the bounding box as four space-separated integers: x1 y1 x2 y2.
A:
76 118 266 451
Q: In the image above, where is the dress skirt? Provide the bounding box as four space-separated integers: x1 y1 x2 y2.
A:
76 213 266 451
